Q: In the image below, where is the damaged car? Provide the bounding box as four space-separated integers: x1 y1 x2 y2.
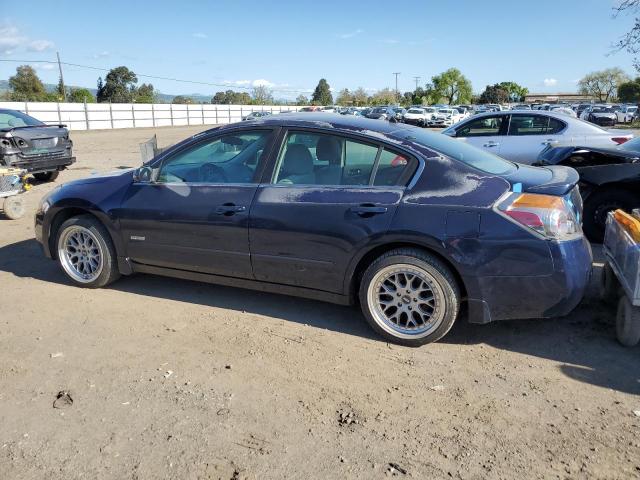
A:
536 138 640 241
0 109 75 182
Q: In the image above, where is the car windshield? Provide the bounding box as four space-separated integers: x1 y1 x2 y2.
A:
592 106 614 113
405 128 516 175
438 109 452 114
0 110 45 129
407 108 424 114
372 107 387 113
619 136 640 152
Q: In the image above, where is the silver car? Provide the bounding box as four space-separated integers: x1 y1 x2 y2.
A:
441 110 633 164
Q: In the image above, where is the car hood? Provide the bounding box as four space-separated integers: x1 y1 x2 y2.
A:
537 145 640 165
61 168 134 188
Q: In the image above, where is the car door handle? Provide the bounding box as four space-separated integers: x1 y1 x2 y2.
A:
541 139 559 146
350 204 388 216
215 204 246 215
483 141 500 147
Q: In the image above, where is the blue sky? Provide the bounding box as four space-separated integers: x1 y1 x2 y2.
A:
0 0 637 100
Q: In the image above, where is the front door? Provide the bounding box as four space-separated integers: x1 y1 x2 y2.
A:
249 130 418 293
117 128 275 278
453 114 508 157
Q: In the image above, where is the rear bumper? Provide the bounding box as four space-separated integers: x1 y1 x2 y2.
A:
467 236 592 323
3 154 75 173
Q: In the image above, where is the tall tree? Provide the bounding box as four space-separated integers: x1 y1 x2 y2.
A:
613 1 640 70
68 88 95 103
352 87 368 106
497 81 528 102
8 65 47 101
369 88 397 105
431 68 472 104
335 88 353 105
252 85 274 105
56 76 67 100
295 94 309 105
618 78 640 102
97 66 138 103
578 68 630 102
136 83 155 103
172 95 194 104
478 84 510 104
311 78 333 105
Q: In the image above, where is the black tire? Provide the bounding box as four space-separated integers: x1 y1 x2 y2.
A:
583 188 640 243
616 296 640 347
55 215 120 288
599 262 620 306
34 170 60 182
359 248 460 346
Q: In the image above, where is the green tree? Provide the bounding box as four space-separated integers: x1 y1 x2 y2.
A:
211 90 252 104
56 76 67 100
578 68 630 102
97 66 138 103
295 94 309 105
478 84 510 104
336 88 353 105
618 78 640 102
369 88 397 105
352 87 368 106
135 83 155 103
8 65 47 101
172 95 193 104
311 78 333 105
252 85 274 105
498 81 528 102
613 1 640 71
431 68 473 104
68 88 95 103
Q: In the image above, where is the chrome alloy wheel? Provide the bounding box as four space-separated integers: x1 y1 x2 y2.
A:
367 264 446 339
58 226 104 283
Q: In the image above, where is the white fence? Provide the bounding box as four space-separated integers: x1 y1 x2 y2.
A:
0 101 304 131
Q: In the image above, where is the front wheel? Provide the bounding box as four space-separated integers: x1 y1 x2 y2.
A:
359 249 460 346
56 215 120 288
616 296 640 347
33 170 60 182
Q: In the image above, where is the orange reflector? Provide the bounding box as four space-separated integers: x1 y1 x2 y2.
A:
613 209 640 242
510 193 564 209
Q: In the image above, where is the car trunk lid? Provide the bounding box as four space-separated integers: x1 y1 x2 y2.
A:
503 163 579 196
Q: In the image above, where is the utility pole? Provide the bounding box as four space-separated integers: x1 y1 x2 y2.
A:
56 51 67 102
413 76 421 92
392 72 401 104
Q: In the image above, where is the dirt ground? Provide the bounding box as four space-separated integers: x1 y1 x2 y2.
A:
1 125 639 480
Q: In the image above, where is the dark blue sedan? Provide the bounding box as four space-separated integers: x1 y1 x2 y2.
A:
35 114 592 346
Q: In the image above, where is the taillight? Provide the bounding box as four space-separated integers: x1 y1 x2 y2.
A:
496 192 582 241
611 137 629 145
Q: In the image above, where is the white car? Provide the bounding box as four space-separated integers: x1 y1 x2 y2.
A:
431 108 462 127
403 107 431 127
441 110 634 164
616 105 638 123
549 106 577 118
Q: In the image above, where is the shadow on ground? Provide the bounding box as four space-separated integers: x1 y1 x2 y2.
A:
1 238 637 394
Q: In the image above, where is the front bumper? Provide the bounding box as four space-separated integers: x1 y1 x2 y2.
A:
467 236 593 323
404 117 425 126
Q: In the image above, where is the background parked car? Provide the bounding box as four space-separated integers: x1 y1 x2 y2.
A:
580 105 618 127
575 103 593 118
616 105 638 123
536 137 640 241
442 110 633 164
366 106 396 120
403 107 430 127
512 104 532 110
431 108 462 127
0 109 75 182
392 107 407 122
242 111 272 121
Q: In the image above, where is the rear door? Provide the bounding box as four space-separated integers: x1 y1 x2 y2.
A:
452 114 508 156
499 114 567 164
249 130 418 293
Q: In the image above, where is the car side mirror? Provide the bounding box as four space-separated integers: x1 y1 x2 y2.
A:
133 166 154 183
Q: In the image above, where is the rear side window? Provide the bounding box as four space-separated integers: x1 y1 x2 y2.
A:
508 115 565 135
373 149 417 187
455 115 505 137
547 117 565 134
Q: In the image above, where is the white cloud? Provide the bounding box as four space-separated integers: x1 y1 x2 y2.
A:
0 25 25 54
93 50 110 59
338 28 363 39
34 63 55 71
252 79 275 88
381 38 400 45
28 39 54 51
543 78 557 87
192 32 208 39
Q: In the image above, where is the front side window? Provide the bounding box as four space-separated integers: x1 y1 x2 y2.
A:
158 130 272 184
272 131 417 187
455 115 505 137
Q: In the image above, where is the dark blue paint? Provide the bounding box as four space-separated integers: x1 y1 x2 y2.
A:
35 113 593 324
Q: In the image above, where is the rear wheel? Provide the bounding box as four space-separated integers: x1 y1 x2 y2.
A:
616 296 640 347
583 188 639 243
359 248 460 346
599 262 620 306
34 170 59 182
56 215 120 288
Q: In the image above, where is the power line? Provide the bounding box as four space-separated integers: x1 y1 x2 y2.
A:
0 58 313 95
392 72 401 103
413 76 421 91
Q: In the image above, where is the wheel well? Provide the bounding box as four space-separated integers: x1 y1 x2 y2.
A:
48 208 103 259
349 242 467 302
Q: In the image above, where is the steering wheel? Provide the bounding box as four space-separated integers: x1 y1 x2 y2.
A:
199 163 228 183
